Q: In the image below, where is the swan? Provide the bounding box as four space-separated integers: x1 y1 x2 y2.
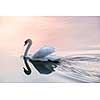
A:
24 39 61 61
23 39 61 75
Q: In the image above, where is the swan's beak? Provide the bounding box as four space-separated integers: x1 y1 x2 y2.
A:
24 42 27 46
24 40 28 46
24 43 26 46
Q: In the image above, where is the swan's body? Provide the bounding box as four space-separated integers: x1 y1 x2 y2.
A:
24 39 61 61
23 39 61 75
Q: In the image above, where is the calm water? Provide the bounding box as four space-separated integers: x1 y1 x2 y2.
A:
0 16 100 82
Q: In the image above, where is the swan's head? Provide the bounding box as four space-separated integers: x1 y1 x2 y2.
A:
24 39 32 46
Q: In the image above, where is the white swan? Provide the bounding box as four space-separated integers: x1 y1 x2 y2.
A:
24 39 61 61
23 39 61 75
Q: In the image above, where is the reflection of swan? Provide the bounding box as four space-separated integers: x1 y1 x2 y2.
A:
23 57 59 75
23 39 61 75
23 57 32 75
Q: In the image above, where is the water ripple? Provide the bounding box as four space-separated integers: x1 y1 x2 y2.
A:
55 54 100 83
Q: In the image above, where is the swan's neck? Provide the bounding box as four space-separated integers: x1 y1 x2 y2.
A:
24 42 32 57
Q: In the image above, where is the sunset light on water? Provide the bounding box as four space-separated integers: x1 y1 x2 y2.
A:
0 16 100 82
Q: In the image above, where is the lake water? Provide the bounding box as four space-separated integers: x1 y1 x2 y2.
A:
0 16 100 82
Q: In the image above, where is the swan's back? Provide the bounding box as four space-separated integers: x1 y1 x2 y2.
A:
31 46 55 59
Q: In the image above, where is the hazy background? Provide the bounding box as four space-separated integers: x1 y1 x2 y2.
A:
0 16 100 82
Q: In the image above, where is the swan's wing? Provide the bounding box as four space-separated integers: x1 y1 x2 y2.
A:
46 55 61 61
31 46 55 59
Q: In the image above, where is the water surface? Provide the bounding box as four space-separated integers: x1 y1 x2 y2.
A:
0 16 100 82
